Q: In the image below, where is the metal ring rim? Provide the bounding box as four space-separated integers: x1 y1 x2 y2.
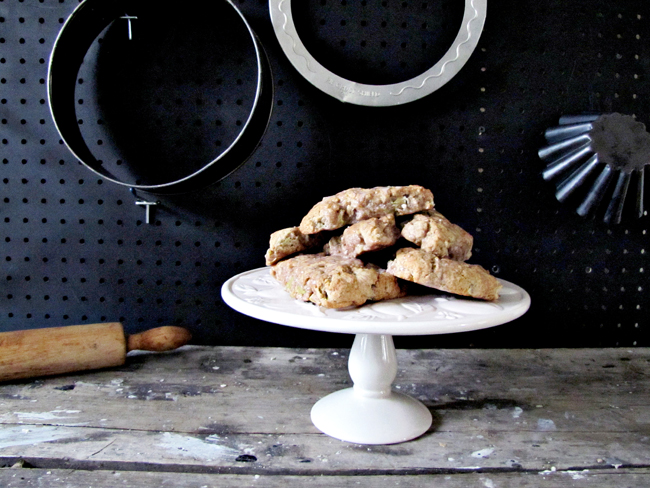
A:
48 0 271 192
269 0 486 107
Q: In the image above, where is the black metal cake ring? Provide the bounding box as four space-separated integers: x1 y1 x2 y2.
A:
48 0 273 195
539 113 649 224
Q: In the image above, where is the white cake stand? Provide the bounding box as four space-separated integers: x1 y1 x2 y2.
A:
221 267 531 445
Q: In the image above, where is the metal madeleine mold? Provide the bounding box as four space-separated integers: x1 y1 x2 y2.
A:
539 113 649 224
269 0 487 107
48 0 273 194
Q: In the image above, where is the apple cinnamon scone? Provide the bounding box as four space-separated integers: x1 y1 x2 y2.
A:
400 211 473 261
386 247 501 301
270 253 406 309
264 185 501 307
265 226 324 266
324 215 400 258
299 185 434 234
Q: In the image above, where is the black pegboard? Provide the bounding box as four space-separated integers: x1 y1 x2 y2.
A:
0 0 648 348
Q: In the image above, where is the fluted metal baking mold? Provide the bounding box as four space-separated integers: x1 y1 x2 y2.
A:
539 113 649 224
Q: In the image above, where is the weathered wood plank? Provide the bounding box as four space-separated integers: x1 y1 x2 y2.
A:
0 347 647 435
0 347 648 477
1 467 650 488
0 424 649 472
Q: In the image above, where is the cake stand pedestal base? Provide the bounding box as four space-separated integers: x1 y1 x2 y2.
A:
221 267 531 445
311 333 432 445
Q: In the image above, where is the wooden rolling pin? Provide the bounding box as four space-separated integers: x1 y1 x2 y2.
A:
0 323 192 382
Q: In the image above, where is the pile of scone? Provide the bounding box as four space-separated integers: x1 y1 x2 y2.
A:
265 185 501 309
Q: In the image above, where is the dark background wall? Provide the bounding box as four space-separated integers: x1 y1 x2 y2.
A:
0 0 648 348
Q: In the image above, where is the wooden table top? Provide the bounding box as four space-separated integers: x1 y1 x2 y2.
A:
1 346 649 487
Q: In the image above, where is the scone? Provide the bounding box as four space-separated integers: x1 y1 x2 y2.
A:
265 227 323 265
271 253 406 308
299 185 434 234
386 247 501 301
401 211 473 261
324 215 400 258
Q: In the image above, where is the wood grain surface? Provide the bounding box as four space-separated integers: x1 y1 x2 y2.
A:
1 346 648 486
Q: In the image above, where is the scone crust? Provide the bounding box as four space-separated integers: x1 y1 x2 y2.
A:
324 215 400 258
265 227 323 265
387 248 501 301
401 211 473 261
299 185 434 234
271 254 406 308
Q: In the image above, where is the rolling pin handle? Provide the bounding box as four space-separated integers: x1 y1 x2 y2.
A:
126 326 192 352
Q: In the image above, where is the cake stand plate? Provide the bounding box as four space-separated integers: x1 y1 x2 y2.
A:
221 267 531 444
